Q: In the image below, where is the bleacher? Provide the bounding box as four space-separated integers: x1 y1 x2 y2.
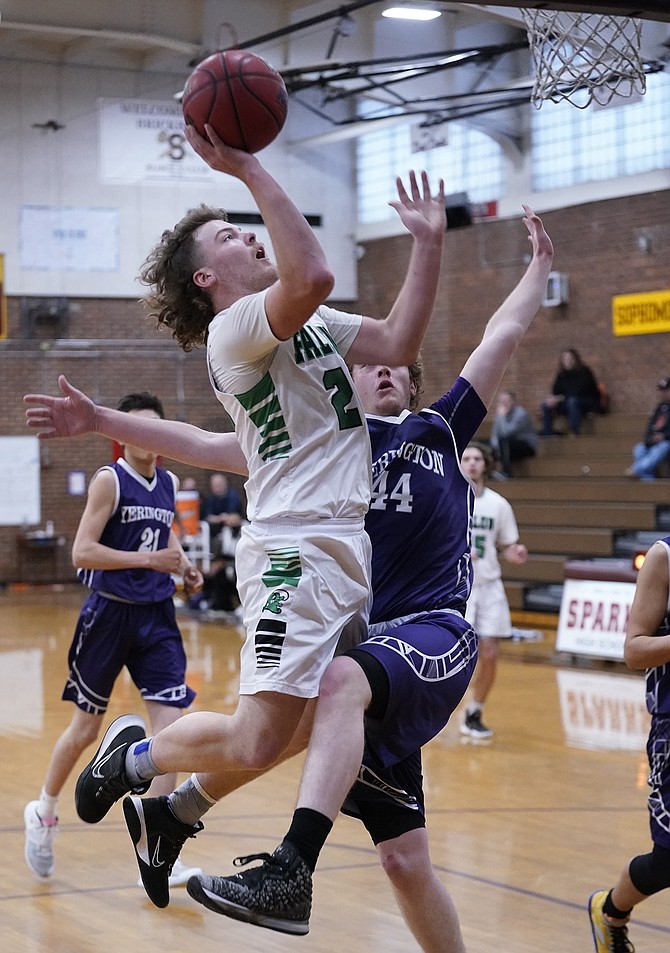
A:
477 412 670 617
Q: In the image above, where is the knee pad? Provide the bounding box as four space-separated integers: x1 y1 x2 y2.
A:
629 844 670 896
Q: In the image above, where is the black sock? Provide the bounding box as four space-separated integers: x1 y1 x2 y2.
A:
603 890 633 921
283 807 333 872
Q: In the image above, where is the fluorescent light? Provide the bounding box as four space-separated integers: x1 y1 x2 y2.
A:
382 6 442 20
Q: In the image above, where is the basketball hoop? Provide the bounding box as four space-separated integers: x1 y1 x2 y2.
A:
520 9 646 109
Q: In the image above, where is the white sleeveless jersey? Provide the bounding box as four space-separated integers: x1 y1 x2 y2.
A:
470 486 519 584
207 289 371 523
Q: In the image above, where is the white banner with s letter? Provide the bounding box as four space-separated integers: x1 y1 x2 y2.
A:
98 98 218 182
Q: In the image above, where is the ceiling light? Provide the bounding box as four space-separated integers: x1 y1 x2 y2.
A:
382 5 442 21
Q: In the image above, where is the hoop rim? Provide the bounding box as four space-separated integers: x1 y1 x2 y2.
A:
445 1 670 23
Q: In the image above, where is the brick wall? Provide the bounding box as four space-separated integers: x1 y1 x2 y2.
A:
356 189 670 415
1 188 669 582
1 297 244 583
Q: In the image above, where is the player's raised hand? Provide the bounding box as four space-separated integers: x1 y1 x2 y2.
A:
24 375 98 439
184 123 259 179
522 205 553 263
388 170 446 242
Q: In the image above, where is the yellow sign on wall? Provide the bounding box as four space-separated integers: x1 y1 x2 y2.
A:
0 254 6 339
612 289 670 337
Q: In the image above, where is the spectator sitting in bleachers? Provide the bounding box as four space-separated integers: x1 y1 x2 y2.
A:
625 377 670 481
540 347 601 437
200 472 245 557
489 390 537 478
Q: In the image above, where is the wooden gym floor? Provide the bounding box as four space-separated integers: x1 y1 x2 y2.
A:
1 587 668 953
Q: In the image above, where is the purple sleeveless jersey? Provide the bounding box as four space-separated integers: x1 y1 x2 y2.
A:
364 376 486 625
78 458 176 604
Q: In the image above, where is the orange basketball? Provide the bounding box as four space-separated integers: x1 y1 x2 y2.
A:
182 49 288 153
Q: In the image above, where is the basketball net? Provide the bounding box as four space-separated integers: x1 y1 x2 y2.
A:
520 9 646 109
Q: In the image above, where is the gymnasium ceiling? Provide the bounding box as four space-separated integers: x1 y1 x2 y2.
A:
1 1 669 146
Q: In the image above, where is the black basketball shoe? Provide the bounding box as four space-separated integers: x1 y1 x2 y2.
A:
75 714 150 824
186 842 312 935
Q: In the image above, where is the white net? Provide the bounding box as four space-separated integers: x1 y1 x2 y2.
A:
519 9 646 109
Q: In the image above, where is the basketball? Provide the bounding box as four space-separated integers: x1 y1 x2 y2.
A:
182 50 288 153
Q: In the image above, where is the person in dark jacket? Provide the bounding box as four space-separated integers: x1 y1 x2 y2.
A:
625 378 670 481
540 347 601 436
199 473 244 549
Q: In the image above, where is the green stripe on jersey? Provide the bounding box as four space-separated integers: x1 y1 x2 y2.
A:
236 373 292 460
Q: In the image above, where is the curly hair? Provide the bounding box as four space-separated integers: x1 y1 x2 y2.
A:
138 204 228 352
408 357 424 412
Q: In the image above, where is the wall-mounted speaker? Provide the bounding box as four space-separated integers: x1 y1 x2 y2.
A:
543 271 569 307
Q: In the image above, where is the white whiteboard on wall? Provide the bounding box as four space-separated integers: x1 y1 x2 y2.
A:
0 436 41 526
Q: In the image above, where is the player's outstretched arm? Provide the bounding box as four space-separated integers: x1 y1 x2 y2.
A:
348 170 445 366
25 374 97 438
25 375 248 474
461 205 554 409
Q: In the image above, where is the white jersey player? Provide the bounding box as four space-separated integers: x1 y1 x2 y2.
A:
461 441 528 739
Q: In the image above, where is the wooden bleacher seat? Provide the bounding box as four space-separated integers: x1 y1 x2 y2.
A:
472 412 669 616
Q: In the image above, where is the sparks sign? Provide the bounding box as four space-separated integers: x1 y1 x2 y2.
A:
556 578 635 660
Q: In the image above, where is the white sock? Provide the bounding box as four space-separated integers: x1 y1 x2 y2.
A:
124 737 159 786
38 789 59 821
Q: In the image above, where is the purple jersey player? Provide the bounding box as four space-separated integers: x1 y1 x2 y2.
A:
76 461 180 605
341 375 483 778
23 391 203 889
588 534 670 953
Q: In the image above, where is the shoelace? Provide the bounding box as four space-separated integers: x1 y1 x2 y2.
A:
30 830 56 852
94 773 132 803
607 921 635 953
233 852 274 868
164 820 204 874
30 813 57 841
162 839 186 875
